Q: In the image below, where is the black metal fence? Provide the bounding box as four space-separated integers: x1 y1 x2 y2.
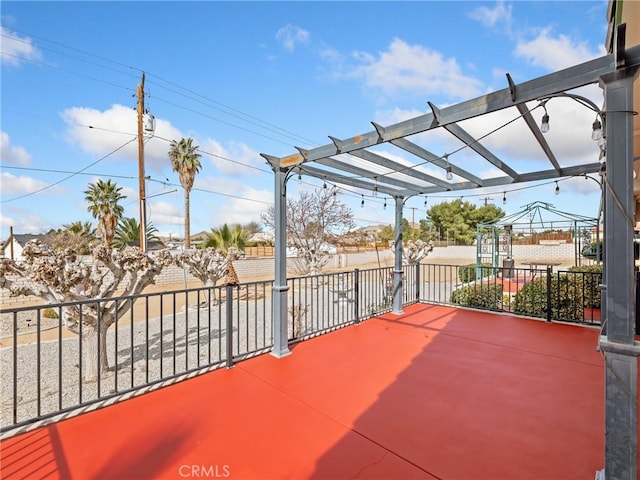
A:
418 263 603 325
0 262 603 435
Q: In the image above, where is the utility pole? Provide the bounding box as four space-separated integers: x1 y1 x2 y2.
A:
481 196 494 206
410 207 417 240
137 73 147 252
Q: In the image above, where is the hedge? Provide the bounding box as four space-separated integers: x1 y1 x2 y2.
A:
458 263 494 283
451 283 504 311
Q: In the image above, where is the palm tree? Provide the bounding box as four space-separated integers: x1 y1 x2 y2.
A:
84 179 126 247
63 220 97 239
61 220 98 254
202 223 247 253
168 137 202 249
113 217 160 250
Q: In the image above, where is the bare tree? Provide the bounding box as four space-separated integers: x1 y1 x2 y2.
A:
174 247 240 292
262 186 355 275
401 240 435 265
0 240 173 380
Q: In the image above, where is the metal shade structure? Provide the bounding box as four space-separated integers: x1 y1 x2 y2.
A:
263 32 640 480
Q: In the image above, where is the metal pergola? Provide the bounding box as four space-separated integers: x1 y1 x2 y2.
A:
476 200 601 269
262 34 640 479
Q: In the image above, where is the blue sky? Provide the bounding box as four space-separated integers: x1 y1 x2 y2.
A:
1 1 609 240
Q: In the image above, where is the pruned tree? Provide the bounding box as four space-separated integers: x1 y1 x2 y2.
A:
174 247 240 291
262 186 355 275
0 240 173 381
402 239 435 265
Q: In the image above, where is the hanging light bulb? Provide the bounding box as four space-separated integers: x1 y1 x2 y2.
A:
372 177 378 197
502 192 507 205
297 169 302 184
446 166 453 181
555 181 560 195
540 113 550 133
361 195 365 208
591 118 603 141
323 179 327 189
424 196 428 207
383 198 387 210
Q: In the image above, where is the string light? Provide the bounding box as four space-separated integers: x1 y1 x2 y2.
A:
323 178 327 189
555 181 560 195
591 118 603 141
502 192 507 205
424 196 428 207
372 177 378 197
361 195 365 208
443 154 453 181
297 169 302 184
383 198 387 210
540 103 550 133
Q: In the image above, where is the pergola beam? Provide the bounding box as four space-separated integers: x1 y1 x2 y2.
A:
346 148 453 190
514 101 563 175
389 136 484 186
310 156 434 193
288 45 639 167
428 101 520 181
301 164 402 196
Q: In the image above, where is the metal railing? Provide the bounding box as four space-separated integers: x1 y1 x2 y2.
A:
0 262 603 434
0 281 274 435
418 263 603 325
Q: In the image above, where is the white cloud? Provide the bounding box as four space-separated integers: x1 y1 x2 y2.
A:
60 104 263 178
61 104 182 171
199 138 265 175
276 24 310 52
349 38 483 100
146 198 184 229
0 171 64 196
1 132 32 165
514 28 603 71
192 177 272 228
0 207 51 235
468 1 513 29
0 26 42 66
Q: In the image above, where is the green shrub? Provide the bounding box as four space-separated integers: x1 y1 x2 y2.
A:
458 263 494 283
513 274 584 321
42 308 59 319
568 265 602 308
451 283 503 311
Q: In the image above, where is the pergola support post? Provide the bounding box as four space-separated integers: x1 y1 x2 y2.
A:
271 166 291 358
392 196 404 314
598 65 640 480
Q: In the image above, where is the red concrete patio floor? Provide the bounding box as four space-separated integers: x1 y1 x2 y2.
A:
1 304 621 479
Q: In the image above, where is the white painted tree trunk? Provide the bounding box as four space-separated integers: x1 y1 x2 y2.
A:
82 323 109 382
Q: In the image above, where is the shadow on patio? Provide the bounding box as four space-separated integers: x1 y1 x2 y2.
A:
0 304 618 479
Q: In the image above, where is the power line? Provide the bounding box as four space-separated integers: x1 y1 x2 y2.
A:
0 52 134 94
153 134 272 174
1 138 137 203
2 27 322 150
1 165 272 206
